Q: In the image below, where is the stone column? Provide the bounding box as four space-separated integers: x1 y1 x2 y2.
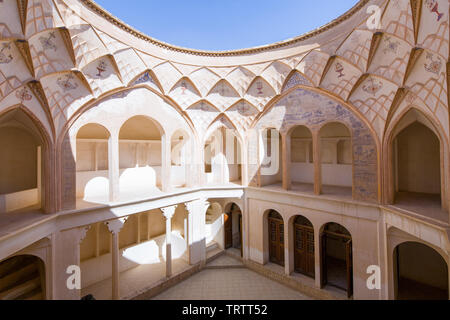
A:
282 133 291 190
108 133 120 202
161 206 177 277
53 226 90 300
161 135 172 192
105 218 127 300
313 131 322 195
185 199 210 265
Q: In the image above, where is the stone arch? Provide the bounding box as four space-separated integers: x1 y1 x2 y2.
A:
0 254 46 300
0 107 53 213
384 107 449 217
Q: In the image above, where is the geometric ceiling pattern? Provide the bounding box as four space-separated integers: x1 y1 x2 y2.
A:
0 0 448 143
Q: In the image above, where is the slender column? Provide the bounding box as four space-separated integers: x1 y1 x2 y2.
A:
282 133 291 190
161 206 177 277
313 131 322 195
185 199 210 265
241 139 249 186
108 133 120 202
105 218 127 300
161 135 172 192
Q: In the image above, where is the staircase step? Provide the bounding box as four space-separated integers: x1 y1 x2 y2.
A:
0 263 38 292
0 278 41 300
24 290 43 300
206 241 219 252
0 256 34 279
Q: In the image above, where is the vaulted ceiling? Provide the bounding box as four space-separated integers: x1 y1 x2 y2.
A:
0 0 448 144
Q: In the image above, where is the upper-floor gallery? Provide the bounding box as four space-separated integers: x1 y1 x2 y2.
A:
0 0 449 301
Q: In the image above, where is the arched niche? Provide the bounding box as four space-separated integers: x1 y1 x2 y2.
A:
224 202 243 255
388 109 447 221
393 241 448 300
171 129 191 188
259 128 282 187
319 122 352 197
76 123 111 203
0 109 48 214
204 127 243 185
118 116 163 199
289 125 314 192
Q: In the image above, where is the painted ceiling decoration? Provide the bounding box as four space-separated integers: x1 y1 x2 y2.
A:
0 0 448 145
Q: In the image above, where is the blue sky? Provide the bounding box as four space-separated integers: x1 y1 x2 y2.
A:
95 0 358 51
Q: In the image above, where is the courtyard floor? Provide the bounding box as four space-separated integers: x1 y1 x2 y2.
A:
151 254 314 300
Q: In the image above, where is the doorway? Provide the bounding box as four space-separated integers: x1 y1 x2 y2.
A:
321 223 353 298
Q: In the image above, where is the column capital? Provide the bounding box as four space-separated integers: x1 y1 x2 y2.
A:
77 226 91 244
161 205 177 220
105 218 128 234
185 199 210 215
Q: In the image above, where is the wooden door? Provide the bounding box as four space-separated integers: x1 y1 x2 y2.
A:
268 217 284 266
224 212 232 249
346 239 353 298
294 225 315 277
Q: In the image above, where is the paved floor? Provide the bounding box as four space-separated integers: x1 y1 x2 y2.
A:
152 255 314 300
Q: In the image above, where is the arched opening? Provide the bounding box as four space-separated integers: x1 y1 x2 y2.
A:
0 255 45 300
204 128 242 185
224 203 243 257
205 202 223 250
392 111 444 219
290 126 314 193
260 128 282 187
293 215 315 278
171 129 190 188
0 109 45 213
119 116 163 199
319 123 352 197
76 123 110 203
321 223 353 298
268 210 284 266
394 242 448 300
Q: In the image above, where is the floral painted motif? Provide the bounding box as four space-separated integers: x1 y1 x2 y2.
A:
424 52 442 75
383 36 400 55
16 87 32 102
180 81 187 95
425 0 444 22
362 78 383 95
96 60 107 78
132 72 154 86
0 43 13 64
39 32 57 51
335 62 345 78
256 81 263 95
57 74 79 92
